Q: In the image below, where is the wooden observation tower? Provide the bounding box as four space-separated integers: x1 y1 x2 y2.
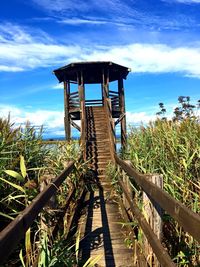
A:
53 61 130 150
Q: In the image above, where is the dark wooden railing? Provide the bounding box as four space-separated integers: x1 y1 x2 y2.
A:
85 99 103 106
114 154 200 267
109 90 119 111
104 98 116 161
0 157 82 263
69 91 80 110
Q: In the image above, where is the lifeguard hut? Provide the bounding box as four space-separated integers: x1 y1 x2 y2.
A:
53 61 130 150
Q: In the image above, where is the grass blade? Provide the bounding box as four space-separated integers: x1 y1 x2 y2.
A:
20 155 27 179
4 170 24 182
0 177 25 193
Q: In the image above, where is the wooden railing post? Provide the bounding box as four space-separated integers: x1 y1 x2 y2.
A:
142 174 163 267
122 161 133 211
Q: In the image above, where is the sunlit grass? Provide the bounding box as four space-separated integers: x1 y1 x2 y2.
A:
124 117 200 265
0 116 89 266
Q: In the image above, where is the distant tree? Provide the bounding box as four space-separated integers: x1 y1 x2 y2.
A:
156 96 199 122
156 102 167 120
173 96 196 121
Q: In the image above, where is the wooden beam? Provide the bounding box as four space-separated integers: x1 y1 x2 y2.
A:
143 174 163 266
77 71 86 151
115 112 125 126
64 81 71 141
70 119 80 131
118 77 127 149
102 69 109 101
78 71 85 103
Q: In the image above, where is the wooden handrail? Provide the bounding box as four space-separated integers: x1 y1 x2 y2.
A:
69 95 79 100
85 99 102 102
109 90 119 95
115 154 200 243
80 101 86 159
104 98 116 161
0 157 82 263
69 91 79 96
119 178 175 267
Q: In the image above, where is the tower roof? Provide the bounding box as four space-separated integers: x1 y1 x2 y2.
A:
53 61 130 84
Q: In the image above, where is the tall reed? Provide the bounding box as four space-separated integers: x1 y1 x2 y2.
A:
125 117 200 264
0 116 86 266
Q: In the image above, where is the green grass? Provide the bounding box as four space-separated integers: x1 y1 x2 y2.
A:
0 116 89 266
124 117 200 265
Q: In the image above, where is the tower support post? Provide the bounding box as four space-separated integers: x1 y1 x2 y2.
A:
64 81 71 141
118 77 127 150
78 72 86 148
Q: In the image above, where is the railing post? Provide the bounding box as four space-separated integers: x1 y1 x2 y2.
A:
122 161 133 211
142 174 163 267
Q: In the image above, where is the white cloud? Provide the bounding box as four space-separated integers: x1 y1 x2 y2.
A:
0 105 22 119
0 65 24 72
60 18 107 25
0 23 81 71
126 111 156 124
0 103 64 129
1 23 200 77
52 83 63 90
31 0 134 17
0 103 157 138
0 104 81 137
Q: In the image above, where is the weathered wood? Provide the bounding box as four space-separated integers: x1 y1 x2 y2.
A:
118 190 148 267
78 72 85 103
115 112 125 126
122 169 132 211
115 155 200 243
85 99 103 102
109 90 119 95
0 159 78 263
102 69 109 101
78 72 86 151
118 77 127 149
69 91 79 96
79 108 134 266
118 178 175 267
104 99 116 161
70 119 81 131
143 174 163 267
64 81 71 140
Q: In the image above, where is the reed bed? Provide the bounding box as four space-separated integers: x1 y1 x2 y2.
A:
124 117 200 265
0 116 89 266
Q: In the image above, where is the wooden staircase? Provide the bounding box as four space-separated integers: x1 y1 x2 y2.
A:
79 106 134 267
86 106 112 178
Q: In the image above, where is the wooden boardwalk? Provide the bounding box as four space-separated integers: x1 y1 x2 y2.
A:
79 106 134 267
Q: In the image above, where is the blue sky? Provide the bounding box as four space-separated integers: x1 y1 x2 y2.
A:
0 0 200 137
